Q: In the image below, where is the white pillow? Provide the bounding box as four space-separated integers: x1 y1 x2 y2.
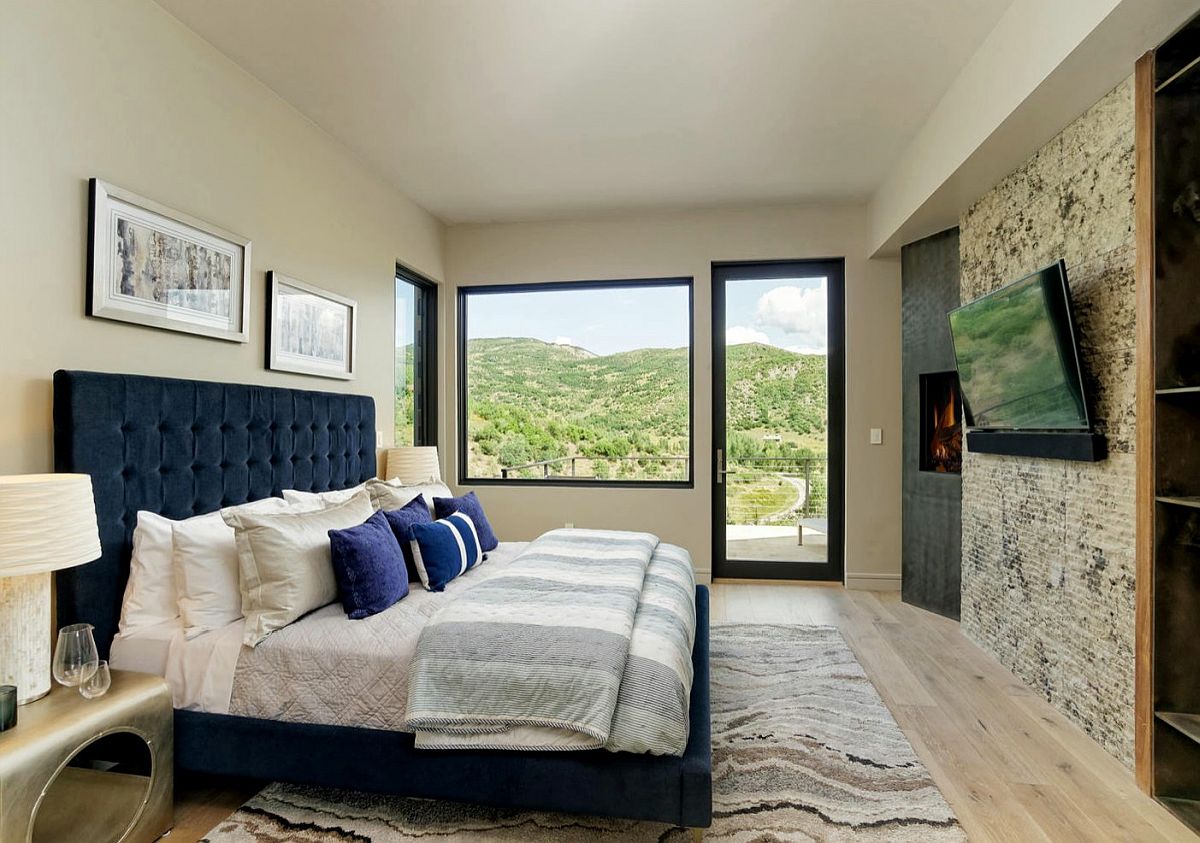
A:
281 481 367 508
366 478 451 516
172 496 296 639
223 490 375 647
118 512 178 633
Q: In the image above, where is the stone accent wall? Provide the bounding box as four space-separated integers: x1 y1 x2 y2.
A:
958 77 1137 766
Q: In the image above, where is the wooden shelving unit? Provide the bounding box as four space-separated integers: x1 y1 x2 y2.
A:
1157 711 1200 745
1136 18 1200 831
1155 495 1200 509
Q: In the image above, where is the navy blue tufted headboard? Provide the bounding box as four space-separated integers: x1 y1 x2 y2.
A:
52 370 377 657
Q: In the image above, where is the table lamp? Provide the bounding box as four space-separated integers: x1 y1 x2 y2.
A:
385 446 441 485
0 474 101 704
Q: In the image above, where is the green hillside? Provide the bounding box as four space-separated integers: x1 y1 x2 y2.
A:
723 342 826 455
395 346 415 446
456 337 826 479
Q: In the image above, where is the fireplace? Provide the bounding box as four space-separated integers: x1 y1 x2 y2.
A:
920 371 963 473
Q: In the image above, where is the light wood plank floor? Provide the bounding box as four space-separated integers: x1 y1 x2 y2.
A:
173 584 1196 842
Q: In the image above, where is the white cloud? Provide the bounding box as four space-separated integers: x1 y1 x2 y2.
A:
552 336 574 346
755 281 827 354
726 325 771 345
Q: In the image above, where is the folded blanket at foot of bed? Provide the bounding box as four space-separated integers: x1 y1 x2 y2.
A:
405 528 696 755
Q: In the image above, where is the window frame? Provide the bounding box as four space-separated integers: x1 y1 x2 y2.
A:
456 277 695 489
396 264 439 448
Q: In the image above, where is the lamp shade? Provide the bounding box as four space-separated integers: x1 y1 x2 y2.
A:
0 474 101 576
385 447 441 485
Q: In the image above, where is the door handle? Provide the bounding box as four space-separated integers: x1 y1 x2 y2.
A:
716 448 727 484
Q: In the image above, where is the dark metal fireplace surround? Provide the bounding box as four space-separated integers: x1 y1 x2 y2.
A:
919 371 963 474
901 227 962 620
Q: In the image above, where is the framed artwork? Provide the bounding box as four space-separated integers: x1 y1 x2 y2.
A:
267 272 358 380
87 179 251 342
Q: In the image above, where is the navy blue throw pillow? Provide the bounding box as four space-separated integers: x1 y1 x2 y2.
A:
409 512 484 592
328 511 409 619
433 491 498 552
381 495 433 579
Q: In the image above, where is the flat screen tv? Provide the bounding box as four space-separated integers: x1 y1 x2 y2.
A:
948 260 1090 432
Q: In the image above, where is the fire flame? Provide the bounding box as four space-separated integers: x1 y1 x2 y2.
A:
929 382 962 473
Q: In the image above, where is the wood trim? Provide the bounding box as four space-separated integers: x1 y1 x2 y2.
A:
844 572 903 591
1134 48 1156 796
710 577 841 587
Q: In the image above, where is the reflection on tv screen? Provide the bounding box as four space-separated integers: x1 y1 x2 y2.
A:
949 269 1087 431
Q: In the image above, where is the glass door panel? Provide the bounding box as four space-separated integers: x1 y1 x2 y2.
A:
712 260 844 581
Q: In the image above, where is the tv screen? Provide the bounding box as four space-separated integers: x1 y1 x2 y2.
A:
948 261 1090 432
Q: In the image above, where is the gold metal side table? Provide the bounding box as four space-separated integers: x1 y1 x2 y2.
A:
0 670 173 843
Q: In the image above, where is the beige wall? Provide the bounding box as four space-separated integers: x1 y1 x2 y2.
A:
1 0 901 587
866 0 1197 256
0 0 444 477
444 206 901 584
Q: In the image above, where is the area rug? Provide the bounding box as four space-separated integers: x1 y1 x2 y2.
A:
202 624 965 842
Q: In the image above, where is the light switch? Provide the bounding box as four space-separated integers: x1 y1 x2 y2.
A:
869 428 883 445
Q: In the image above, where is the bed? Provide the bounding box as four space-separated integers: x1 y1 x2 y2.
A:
52 369 712 830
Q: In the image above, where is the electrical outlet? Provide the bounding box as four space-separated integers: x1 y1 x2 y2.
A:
869 428 883 445
565 522 575 529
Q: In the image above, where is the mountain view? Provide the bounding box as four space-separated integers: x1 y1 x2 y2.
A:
394 264 830 547
455 338 827 482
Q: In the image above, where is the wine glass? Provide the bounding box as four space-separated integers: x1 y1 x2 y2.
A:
79 660 111 699
52 623 98 688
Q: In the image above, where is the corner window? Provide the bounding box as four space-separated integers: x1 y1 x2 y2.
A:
395 268 437 447
457 278 693 486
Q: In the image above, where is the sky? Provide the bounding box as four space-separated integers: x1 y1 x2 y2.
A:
395 278 416 345
465 285 690 355
444 277 827 357
724 276 827 355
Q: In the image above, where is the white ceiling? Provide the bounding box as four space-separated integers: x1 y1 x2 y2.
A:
156 0 1013 224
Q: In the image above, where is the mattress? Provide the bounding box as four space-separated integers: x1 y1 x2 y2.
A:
110 619 178 676
110 614 244 712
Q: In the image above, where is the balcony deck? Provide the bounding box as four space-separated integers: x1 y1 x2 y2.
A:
726 523 828 563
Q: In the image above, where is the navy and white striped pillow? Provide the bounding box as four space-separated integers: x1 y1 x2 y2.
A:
409 512 484 591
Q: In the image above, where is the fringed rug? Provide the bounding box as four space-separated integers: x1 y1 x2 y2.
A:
202 624 966 842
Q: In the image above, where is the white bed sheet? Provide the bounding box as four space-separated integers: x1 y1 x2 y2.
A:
112 540 530 719
111 616 244 713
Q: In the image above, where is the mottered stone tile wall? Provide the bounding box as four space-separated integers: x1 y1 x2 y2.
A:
958 77 1137 766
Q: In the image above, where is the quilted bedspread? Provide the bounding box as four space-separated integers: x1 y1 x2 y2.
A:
227 543 528 730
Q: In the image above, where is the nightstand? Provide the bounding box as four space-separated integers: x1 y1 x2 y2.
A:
0 670 173 843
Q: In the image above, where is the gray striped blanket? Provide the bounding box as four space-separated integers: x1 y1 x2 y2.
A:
405 529 696 755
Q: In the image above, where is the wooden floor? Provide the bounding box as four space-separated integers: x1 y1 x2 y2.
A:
174 584 1196 842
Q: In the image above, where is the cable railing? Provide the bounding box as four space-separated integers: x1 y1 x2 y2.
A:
724 456 827 527
495 452 825 518
499 455 690 481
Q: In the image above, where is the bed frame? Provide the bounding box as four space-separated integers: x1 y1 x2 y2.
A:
52 370 712 830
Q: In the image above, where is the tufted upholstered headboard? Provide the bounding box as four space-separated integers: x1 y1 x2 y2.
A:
52 370 377 657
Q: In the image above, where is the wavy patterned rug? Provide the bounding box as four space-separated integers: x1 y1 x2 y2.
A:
202 624 965 842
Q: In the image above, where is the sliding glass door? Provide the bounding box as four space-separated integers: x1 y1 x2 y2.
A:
712 260 844 581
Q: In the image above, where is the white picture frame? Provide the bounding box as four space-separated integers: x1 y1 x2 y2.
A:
267 272 358 380
87 179 251 342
